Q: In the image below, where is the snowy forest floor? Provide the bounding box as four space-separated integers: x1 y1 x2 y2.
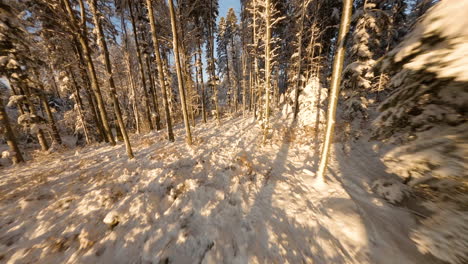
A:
0 115 441 264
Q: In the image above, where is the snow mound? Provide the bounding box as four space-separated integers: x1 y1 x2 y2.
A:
372 178 409 204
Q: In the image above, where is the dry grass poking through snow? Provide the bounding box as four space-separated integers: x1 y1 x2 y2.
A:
0 116 440 264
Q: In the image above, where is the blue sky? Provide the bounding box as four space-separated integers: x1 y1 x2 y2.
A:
218 0 241 21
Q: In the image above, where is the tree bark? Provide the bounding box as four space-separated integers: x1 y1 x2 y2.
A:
40 94 61 144
263 0 272 143
68 68 91 144
197 40 207 123
317 0 353 181
65 0 115 144
168 0 192 145
293 1 307 121
0 96 24 164
208 0 220 124
120 13 141 134
72 37 106 141
89 0 134 158
145 55 162 130
23 85 49 151
128 1 154 131
146 0 174 141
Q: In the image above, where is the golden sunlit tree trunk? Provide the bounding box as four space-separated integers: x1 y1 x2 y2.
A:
316 0 353 181
89 0 134 158
168 0 192 145
146 0 175 142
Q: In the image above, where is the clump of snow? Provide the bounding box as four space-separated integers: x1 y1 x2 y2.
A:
103 210 120 228
2 150 10 159
7 95 26 107
372 178 410 204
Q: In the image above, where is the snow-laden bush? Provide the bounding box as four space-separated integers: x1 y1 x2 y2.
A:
277 77 327 144
282 77 327 129
373 1 468 263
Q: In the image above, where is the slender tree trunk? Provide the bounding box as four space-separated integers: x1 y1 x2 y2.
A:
0 96 24 164
263 0 272 143
40 94 61 144
9 83 25 115
65 0 115 145
72 38 106 141
23 86 49 151
145 55 162 130
168 0 192 145
128 0 153 131
225 42 233 112
146 0 174 141
242 47 247 116
209 0 220 124
252 0 259 120
197 40 207 123
249 60 253 112
293 1 306 120
32 68 62 145
89 0 134 158
317 0 353 181
120 13 141 134
69 68 91 144
177 16 196 128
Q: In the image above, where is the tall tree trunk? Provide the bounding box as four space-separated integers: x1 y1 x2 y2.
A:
65 0 115 144
242 46 247 116
168 0 192 145
89 0 134 158
0 96 24 164
32 68 62 145
22 85 49 151
128 0 153 131
293 1 307 120
177 14 196 127
252 0 259 120
72 37 106 141
40 94 61 145
263 0 272 143
249 60 253 112
146 0 174 141
317 0 353 181
69 68 91 144
208 0 220 123
145 55 162 130
120 13 141 134
197 40 207 123
225 42 233 112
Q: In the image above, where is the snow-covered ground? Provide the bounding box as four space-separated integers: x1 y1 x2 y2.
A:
0 115 439 263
